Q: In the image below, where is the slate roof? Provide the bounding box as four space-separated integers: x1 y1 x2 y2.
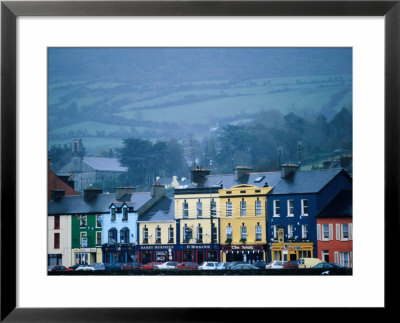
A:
138 197 175 222
82 157 128 172
48 192 152 215
317 190 353 218
177 168 347 195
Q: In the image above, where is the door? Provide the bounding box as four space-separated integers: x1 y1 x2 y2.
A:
197 251 204 264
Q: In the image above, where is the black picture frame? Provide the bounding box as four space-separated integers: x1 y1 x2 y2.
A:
1 0 398 321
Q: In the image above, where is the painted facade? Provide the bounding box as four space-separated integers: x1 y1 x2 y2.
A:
174 186 221 263
47 214 72 267
219 184 272 263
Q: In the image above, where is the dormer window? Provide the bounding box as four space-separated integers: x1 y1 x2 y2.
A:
111 207 116 221
122 206 128 221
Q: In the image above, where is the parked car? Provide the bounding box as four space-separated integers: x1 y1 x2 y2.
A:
106 262 126 270
215 262 230 270
141 262 162 270
265 260 287 269
75 265 95 271
231 264 259 270
122 262 143 270
67 264 83 271
298 258 325 268
48 265 70 272
198 261 218 270
175 262 199 270
252 261 268 269
283 260 299 269
91 262 106 271
155 261 179 269
226 261 245 269
312 262 344 269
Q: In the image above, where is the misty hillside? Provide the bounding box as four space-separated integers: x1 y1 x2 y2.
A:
48 48 352 156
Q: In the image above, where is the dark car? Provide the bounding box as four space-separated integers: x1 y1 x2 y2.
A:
91 262 106 271
226 261 245 269
141 262 162 270
68 264 83 271
283 260 299 269
48 265 70 272
252 261 268 269
122 262 143 270
312 263 344 269
176 262 199 270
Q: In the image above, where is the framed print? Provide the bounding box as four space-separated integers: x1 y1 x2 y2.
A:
1 0 398 321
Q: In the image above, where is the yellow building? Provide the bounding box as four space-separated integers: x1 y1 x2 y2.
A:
219 184 272 263
174 185 221 263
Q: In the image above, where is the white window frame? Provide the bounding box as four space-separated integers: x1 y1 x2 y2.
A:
322 224 330 241
301 224 308 240
241 225 247 240
255 200 262 216
240 200 246 216
122 206 128 221
81 232 88 247
255 225 262 240
197 200 202 218
336 223 341 240
155 226 161 243
183 200 189 218
287 200 294 217
226 226 233 240
273 200 280 217
142 227 149 242
196 225 203 242
301 199 308 216
96 231 102 245
80 215 87 228
341 223 349 241
168 226 174 243
287 224 294 239
226 201 232 217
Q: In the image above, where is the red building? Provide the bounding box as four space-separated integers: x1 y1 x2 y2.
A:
316 190 352 267
48 160 80 200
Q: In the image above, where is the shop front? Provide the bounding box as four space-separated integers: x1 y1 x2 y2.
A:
221 244 265 263
101 244 137 264
137 245 177 264
270 243 314 262
72 248 101 265
178 244 220 264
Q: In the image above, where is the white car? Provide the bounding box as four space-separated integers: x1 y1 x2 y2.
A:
155 261 179 269
198 261 218 270
265 260 287 269
75 265 95 271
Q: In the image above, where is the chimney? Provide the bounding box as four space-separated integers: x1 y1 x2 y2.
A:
83 187 102 201
234 166 252 181
116 186 136 200
190 167 211 185
151 183 165 199
281 163 299 179
51 189 65 201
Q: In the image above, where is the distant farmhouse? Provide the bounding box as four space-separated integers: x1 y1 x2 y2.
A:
57 138 128 193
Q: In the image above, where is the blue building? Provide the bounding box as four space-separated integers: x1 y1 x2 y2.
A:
266 164 352 262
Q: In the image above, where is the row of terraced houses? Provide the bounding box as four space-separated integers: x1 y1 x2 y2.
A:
48 164 353 268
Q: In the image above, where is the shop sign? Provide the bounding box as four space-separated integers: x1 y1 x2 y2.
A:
74 248 97 253
140 245 175 250
223 245 264 251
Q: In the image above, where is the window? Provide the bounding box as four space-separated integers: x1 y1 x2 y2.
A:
255 199 261 216
210 199 217 217
108 228 117 244
96 231 102 245
122 207 128 221
81 232 88 247
197 200 202 218
256 224 262 240
301 199 309 215
54 215 60 229
80 215 87 228
273 200 280 217
241 224 247 240
322 224 329 240
288 224 294 240
54 233 60 249
340 252 351 267
120 227 130 244
226 201 232 217
273 225 278 240
226 225 233 240
302 224 308 240
168 226 174 243
183 200 188 218
183 225 192 243
196 224 203 243
240 200 246 216
111 207 116 221
341 224 349 240
96 214 102 228
212 223 217 243
287 200 294 217
155 226 161 243
142 227 149 244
